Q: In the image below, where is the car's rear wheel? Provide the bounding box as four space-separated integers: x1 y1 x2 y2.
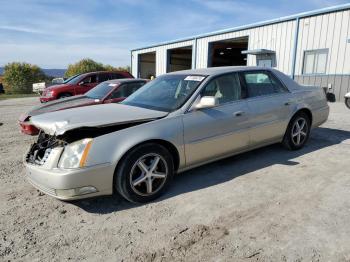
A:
58 93 72 99
345 98 350 109
115 143 174 203
282 112 311 150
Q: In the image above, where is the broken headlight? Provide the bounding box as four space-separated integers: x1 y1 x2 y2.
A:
58 138 93 169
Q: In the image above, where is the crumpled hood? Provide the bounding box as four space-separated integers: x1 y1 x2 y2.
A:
30 103 168 136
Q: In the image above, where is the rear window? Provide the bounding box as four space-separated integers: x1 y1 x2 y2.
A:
111 73 128 79
98 73 110 82
242 71 288 98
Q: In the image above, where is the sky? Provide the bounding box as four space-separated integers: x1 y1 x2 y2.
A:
0 0 348 69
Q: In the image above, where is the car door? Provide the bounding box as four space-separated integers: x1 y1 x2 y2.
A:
182 72 250 166
240 70 294 146
76 74 98 94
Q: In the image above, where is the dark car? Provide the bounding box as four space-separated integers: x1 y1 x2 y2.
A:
19 79 147 135
39 71 134 103
0 83 4 94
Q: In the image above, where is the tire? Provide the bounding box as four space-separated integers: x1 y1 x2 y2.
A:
282 112 311 150
345 98 350 109
58 93 72 99
114 143 174 203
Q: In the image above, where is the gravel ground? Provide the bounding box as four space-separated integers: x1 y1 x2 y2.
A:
1 97 350 262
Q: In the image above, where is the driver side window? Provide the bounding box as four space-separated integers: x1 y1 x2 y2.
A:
82 75 97 84
109 83 144 99
201 73 242 105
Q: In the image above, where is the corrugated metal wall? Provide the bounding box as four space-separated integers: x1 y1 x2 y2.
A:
295 9 350 75
131 8 350 100
295 9 350 101
194 20 296 75
131 40 194 77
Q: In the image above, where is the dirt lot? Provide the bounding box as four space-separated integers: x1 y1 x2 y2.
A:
1 97 350 261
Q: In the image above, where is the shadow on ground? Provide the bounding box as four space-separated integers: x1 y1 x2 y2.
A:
73 127 350 214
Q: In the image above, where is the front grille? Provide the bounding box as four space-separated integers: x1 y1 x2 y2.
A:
26 132 64 166
32 148 52 165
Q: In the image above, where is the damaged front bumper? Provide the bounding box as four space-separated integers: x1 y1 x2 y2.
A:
24 132 115 200
25 162 114 200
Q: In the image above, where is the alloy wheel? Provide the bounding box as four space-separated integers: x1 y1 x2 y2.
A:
130 153 168 196
346 98 350 109
291 117 308 146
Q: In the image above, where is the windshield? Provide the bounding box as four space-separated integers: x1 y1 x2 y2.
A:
85 82 117 99
122 74 206 112
63 74 82 84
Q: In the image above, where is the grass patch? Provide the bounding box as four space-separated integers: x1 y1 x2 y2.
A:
0 93 39 100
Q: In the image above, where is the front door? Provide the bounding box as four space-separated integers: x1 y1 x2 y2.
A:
76 74 98 95
183 72 250 166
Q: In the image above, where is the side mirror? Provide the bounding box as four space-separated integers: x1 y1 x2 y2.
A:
194 96 217 110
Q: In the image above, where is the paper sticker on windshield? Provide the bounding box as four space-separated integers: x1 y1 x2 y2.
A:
108 83 118 87
184 76 205 82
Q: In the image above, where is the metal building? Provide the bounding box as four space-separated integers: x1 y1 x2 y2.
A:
131 4 350 101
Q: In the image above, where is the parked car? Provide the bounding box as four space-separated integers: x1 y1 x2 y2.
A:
24 67 329 203
39 71 134 103
32 78 65 94
19 79 147 135
345 92 350 109
0 83 4 94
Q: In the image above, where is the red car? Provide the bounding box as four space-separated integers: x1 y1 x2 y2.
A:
19 79 147 135
40 71 134 103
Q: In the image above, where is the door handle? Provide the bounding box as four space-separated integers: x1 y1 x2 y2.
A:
284 101 292 106
234 111 245 117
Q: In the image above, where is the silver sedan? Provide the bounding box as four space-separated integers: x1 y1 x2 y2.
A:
24 67 329 203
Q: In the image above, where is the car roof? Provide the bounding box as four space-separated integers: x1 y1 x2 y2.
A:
79 71 130 77
104 78 147 84
167 66 276 76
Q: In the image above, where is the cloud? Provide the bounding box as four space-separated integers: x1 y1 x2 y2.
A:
0 42 131 68
0 0 137 67
0 0 347 68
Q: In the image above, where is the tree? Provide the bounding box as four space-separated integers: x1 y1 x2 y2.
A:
3 62 47 94
65 58 105 78
65 58 131 78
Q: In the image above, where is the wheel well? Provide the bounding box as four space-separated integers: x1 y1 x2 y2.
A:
58 92 72 98
117 139 180 172
294 108 313 125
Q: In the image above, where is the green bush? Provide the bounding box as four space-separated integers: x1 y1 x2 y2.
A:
3 62 47 94
65 58 130 78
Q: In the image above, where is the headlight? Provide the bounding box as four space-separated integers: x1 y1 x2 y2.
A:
45 90 54 97
58 138 93 169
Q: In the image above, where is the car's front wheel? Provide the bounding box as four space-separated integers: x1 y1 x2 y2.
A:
115 143 174 203
345 98 350 109
282 112 311 150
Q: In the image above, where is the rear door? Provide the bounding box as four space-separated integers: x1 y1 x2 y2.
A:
183 72 250 166
240 70 293 146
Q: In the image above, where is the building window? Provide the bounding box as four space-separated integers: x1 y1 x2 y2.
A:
302 49 328 75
